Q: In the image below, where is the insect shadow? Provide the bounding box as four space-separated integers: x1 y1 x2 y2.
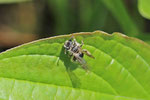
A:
59 47 81 88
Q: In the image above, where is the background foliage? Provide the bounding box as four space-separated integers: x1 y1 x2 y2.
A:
0 0 150 51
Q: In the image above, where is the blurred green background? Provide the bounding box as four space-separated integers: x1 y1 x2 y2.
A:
0 0 150 52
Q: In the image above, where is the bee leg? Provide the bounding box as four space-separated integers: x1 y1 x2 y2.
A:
73 38 77 43
73 56 77 61
80 40 84 47
82 49 95 59
68 53 73 58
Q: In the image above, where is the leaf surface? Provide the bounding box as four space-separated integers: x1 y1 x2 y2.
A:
138 0 150 19
0 31 150 100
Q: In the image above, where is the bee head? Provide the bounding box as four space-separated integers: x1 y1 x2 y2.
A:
64 39 72 50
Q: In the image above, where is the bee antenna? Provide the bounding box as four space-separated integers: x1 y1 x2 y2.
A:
69 35 74 41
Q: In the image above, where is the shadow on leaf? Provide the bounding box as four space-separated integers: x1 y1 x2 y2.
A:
59 46 81 88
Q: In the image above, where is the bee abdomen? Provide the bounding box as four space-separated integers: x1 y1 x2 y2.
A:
79 53 84 58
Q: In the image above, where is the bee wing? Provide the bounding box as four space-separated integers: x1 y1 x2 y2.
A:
75 54 86 64
73 53 88 70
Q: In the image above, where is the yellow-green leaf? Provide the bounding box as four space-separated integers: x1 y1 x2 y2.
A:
0 31 150 100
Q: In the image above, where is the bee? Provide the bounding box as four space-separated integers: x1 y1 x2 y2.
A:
64 36 95 70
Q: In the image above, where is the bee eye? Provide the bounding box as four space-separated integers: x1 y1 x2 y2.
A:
65 41 71 47
67 42 70 46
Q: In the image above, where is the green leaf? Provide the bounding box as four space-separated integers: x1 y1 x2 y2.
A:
135 33 150 44
101 0 140 36
0 0 31 4
138 0 150 19
0 31 150 100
